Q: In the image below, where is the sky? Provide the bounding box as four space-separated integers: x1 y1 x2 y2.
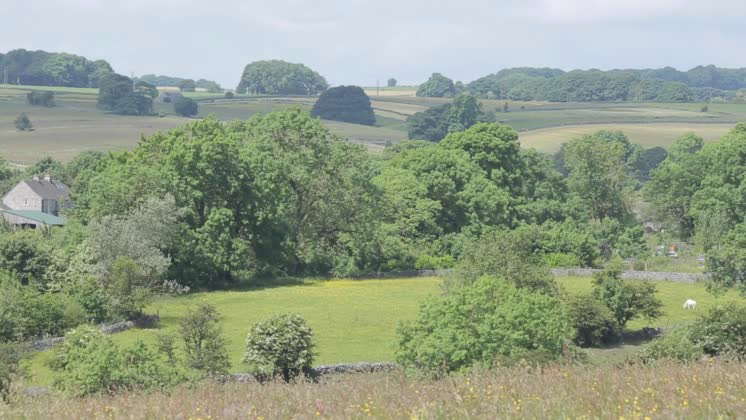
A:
2 0 746 89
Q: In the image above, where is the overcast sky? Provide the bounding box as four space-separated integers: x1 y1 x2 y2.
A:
2 0 745 88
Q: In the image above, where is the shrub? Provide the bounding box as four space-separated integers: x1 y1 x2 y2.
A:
450 228 558 294
0 343 26 401
50 326 184 396
637 326 704 363
113 93 153 116
543 252 581 268
243 313 315 381
105 256 155 320
14 113 33 131
26 91 55 107
0 275 85 342
691 302 746 358
567 294 621 347
224 91 235 99
414 254 455 270
174 96 198 117
592 260 663 328
396 276 571 376
416 73 456 98
310 86 376 125
0 229 51 287
179 304 230 375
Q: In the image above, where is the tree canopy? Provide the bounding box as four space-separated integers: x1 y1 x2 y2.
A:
97 73 153 116
310 85 375 125
416 73 456 98
0 49 112 87
236 60 328 95
407 94 494 141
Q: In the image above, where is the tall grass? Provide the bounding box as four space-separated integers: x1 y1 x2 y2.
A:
3 360 745 419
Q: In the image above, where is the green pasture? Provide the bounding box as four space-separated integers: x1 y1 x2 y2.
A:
25 275 746 386
2 82 746 163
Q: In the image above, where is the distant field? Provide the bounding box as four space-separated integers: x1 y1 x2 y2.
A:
520 123 736 153
2 83 746 163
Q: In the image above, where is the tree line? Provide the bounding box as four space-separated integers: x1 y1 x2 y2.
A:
0 49 113 88
417 66 746 102
137 74 222 93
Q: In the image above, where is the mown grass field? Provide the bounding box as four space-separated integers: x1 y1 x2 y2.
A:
24 276 746 387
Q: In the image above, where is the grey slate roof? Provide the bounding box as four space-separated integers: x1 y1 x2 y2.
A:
23 179 71 201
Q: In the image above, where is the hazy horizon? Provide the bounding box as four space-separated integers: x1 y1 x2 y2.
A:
2 0 745 88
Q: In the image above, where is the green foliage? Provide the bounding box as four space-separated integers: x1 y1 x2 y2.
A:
0 342 26 401
113 93 153 116
105 257 155 320
14 113 32 131
566 294 621 347
416 73 456 98
396 276 571 375
407 95 495 141
0 273 85 342
179 304 230 375
0 48 112 87
134 80 158 99
311 85 375 125
237 60 328 95
173 96 198 117
0 230 50 287
705 223 746 293
224 91 234 99
26 90 55 107
564 133 632 221
97 72 133 110
178 79 196 92
591 260 663 328
637 326 704 363
644 133 705 238
50 326 184 396
656 82 694 102
690 302 746 358
452 228 558 294
243 313 315 381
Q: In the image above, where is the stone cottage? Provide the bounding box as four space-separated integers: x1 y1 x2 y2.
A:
0 175 70 227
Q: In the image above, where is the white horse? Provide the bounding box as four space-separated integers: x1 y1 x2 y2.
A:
683 299 697 310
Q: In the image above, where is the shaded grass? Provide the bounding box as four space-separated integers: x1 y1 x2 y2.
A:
6 361 746 418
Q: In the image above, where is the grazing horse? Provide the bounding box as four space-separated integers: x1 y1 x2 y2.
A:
683 299 697 310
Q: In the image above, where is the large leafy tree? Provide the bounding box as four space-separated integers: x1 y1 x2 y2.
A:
416 72 456 98
563 134 631 222
236 60 328 95
644 133 705 237
407 94 494 142
310 85 375 125
0 49 113 87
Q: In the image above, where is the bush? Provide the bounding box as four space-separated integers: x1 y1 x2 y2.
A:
174 96 198 117
50 326 185 396
26 91 55 107
179 304 230 375
414 254 455 270
416 73 456 98
243 313 315 381
0 343 26 401
543 252 581 268
105 256 155 320
592 260 663 328
113 93 153 116
637 326 704 363
14 113 33 131
224 91 235 99
310 86 375 125
567 294 621 347
396 276 571 376
691 302 746 358
0 275 85 342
